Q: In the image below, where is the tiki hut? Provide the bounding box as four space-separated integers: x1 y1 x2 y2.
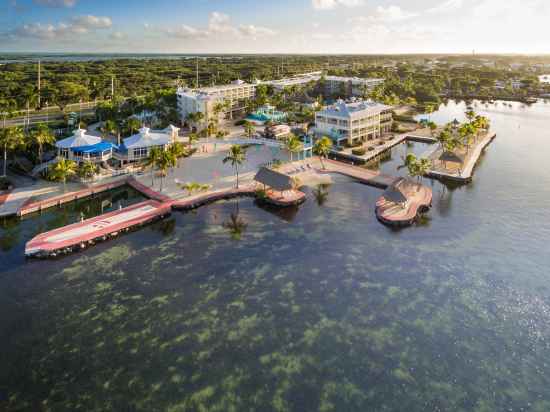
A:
381 178 408 205
254 167 296 192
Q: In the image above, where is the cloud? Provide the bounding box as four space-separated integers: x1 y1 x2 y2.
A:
162 12 276 40
352 5 418 23
8 15 112 40
109 31 127 40
426 0 464 14
312 0 365 10
34 0 77 7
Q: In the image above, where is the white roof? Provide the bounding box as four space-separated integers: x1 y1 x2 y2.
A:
55 128 101 149
123 127 172 149
316 99 391 119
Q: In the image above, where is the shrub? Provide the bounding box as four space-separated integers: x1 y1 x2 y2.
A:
352 148 367 156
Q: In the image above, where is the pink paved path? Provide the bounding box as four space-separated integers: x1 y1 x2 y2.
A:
25 200 172 257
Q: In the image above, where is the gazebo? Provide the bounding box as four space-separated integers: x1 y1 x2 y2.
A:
55 128 114 163
439 151 465 172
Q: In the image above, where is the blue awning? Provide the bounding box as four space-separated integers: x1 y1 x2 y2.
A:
71 142 115 154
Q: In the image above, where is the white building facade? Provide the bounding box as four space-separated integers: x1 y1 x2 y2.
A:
177 80 256 125
324 76 385 97
314 100 393 146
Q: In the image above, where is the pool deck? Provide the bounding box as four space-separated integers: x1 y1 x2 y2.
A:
426 132 497 183
25 200 172 258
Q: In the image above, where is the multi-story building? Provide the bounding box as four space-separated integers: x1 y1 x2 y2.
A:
177 79 256 125
314 99 393 146
324 76 385 98
260 72 323 91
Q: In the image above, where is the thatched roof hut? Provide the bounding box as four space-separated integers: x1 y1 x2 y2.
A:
439 151 465 164
254 167 295 191
382 178 408 204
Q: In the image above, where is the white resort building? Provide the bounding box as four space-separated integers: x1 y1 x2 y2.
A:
314 100 393 146
114 126 179 163
177 80 256 125
55 128 114 164
324 76 385 97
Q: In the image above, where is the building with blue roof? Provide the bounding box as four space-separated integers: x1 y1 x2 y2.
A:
55 128 115 164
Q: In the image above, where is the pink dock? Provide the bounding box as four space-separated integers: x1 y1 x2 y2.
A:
375 180 432 227
25 200 172 258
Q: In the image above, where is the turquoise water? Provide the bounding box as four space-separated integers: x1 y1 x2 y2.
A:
1 100 550 410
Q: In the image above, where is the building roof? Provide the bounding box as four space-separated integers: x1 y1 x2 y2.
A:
439 151 465 163
254 167 295 192
382 178 409 204
316 99 391 119
122 127 172 149
72 142 115 154
324 76 385 85
55 128 102 149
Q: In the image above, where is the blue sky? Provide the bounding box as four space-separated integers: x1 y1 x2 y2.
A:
2 0 550 53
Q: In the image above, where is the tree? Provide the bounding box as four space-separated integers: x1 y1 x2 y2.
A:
284 134 303 162
181 182 211 196
126 117 141 135
188 132 199 149
243 120 255 139
145 147 162 187
54 81 89 113
30 123 56 165
0 126 25 177
427 121 438 136
465 109 476 123
51 158 77 192
156 150 175 191
313 136 333 169
223 145 247 189
168 142 187 168
78 160 97 181
404 153 431 186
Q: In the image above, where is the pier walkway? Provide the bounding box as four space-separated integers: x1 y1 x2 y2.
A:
25 200 172 258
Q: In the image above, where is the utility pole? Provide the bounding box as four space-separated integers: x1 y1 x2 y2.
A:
196 58 199 88
111 76 115 99
38 60 41 108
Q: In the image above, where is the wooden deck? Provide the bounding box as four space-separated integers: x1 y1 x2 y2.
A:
320 158 398 189
25 200 172 258
375 183 432 227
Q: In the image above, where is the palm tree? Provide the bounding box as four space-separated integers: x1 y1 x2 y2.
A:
145 146 162 186
156 150 175 192
168 142 187 168
181 182 211 196
404 153 431 187
313 136 333 169
465 109 476 123
126 117 141 135
223 145 247 189
30 123 55 165
0 126 25 177
285 134 303 162
187 132 199 149
243 120 255 139
78 160 97 181
223 211 248 240
52 158 77 192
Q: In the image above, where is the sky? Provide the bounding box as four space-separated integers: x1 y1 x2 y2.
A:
1 0 550 54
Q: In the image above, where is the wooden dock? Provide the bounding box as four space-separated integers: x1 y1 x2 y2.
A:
25 200 172 258
320 158 398 189
375 181 432 227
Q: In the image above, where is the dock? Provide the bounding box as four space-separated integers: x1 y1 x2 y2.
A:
329 131 437 165
426 132 497 183
25 200 172 258
320 158 399 189
375 180 432 227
